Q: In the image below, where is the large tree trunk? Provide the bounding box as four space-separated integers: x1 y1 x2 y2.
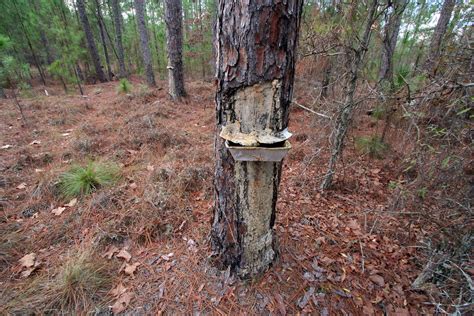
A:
95 0 113 81
378 0 408 87
134 0 156 87
164 0 186 99
423 0 456 76
211 0 303 279
111 0 127 78
76 0 107 82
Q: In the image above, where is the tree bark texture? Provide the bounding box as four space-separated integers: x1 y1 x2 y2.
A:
211 0 303 279
76 0 107 82
423 0 455 75
111 0 127 78
134 0 156 86
164 0 186 99
378 0 408 87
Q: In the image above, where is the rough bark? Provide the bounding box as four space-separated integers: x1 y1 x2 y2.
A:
378 0 408 87
164 0 186 99
76 0 107 82
134 0 156 86
211 0 304 279
321 0 379 190
111 0 127 78
423 0 456 76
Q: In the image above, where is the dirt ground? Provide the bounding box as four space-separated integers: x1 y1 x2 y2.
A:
1 78 434 314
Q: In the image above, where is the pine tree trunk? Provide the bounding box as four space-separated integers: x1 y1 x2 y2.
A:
134 0 156 87
211 0 303 279
95 0 113 81
111 0 127 78
423 0 456 75
77 0 107 82
164 0 186 99
378 0 408 87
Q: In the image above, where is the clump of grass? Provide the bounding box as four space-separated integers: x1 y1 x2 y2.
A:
117 78 132 94
355 135 388 159
6 251 113 314
59 161 120 198
48 252 111 311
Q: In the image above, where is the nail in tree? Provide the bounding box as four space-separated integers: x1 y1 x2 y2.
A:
76 0 107 83
211 0 303 279
164 0 186 99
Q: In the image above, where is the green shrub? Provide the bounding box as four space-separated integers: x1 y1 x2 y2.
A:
355 135 388 159
117 78 132 94
59 161 120 198
371 106 386 120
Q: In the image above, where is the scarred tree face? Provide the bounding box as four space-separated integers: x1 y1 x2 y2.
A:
212 0 304 279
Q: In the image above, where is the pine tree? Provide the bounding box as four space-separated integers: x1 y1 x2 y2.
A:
134 0 156 86
211 0 304 279
164 0 186 99
76 0 107 82
111 0 127 78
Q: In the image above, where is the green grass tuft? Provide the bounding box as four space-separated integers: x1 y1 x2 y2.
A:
59 161 120 198
355 135 388 159
117 78 132 94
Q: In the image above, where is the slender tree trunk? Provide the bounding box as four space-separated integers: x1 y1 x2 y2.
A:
378 0 408 142
73 66 84 95
423 0 456 76
211 0 304 279
32 0 55 65
95 0 113 80
164 0 186 99
150 2 162 76
111 0 127 78
134 0 156 86
0 86 6 99
76 0 107 82
378 0 408 87
11 0 47 86
321 0 379 190
198 0 206 79
211 0 217 77
321 57 332 100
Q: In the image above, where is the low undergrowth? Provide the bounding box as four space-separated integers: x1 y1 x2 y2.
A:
4 250 113 314
59 161 121 198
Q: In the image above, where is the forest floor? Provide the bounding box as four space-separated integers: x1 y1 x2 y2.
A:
1 77 435 315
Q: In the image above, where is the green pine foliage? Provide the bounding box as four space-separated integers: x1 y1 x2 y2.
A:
355 135 388 159
59 161 120 198
117 78 132 94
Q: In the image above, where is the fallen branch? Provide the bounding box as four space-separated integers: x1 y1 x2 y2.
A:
292 100 331 119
